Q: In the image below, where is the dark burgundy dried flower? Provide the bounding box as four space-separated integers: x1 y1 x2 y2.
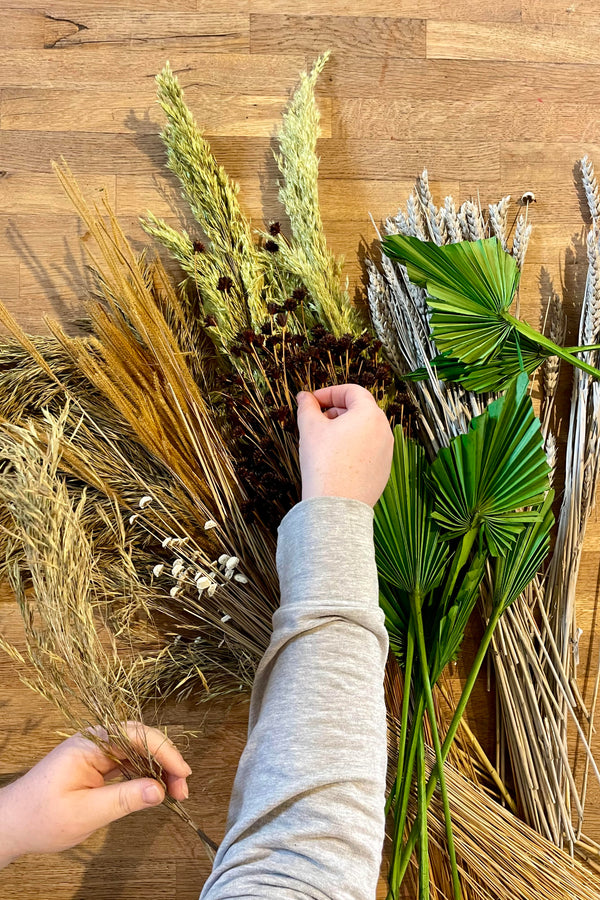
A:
193 240 205 253
353 335 370 352
260 321 272 334
217 275 233 293
318 333 337 351
269 221 282 236
204 314 217 328
267 301 280 315
283 297 299 312
275 312 288 327
265 240 279 253
386 403 403 418
292 286 307 301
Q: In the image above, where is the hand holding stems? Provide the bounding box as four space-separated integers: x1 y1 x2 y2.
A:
0 722 192 869
297 383 394 507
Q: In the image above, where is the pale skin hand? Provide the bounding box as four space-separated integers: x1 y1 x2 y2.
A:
0 722 192 869
297 383 394 508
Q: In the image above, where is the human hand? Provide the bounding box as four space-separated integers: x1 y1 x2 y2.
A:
296 383 394 507
0 722 191 867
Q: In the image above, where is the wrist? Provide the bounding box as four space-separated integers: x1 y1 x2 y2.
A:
0 783 28 867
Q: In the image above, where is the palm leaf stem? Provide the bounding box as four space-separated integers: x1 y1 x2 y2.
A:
416 729 429 900
440 528 479 606
385 623 415 819
507 314 600 380
388 692 426 898
395 606 503 883
413 600 462 900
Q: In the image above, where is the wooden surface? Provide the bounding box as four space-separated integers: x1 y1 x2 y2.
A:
1 1 600 897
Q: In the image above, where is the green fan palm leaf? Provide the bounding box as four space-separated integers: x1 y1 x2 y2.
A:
428 373 550 555
407 332 546 393
374 426 449 598
382 234 600 389
491 489 555 614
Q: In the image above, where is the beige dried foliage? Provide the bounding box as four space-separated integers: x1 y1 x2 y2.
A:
0 407 216 857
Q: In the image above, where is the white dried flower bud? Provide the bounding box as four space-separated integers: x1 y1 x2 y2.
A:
129 514 138 525
204 520 218 530
171 559 185 578
139 495 153 509
207 582 218 597
161 536 173 548
234 573 248 584
225 556 239 570
218 553 229 565
152 563 164 578
194 575 211 589
221 614 231 623
170 585 181 598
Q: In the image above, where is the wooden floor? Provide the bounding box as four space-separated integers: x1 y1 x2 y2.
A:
2 1 600 897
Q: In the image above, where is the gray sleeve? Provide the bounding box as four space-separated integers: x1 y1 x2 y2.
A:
199 496 389 900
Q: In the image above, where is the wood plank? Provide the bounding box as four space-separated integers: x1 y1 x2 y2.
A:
325 58 600 102
521 0 600 26
0 49 306 91
249 14 426 57
501 141 600 184
249 0 521 20
45 12 249 51
333 98 600 144
427 21 600 64
1 89 318 138
0 0 200 8
0 10 248 51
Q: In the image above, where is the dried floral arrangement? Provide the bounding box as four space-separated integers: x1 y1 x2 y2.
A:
0 51 599 900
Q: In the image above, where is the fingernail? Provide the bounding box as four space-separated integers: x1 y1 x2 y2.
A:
183 763 192 777
143 783 163 805
182 782 189 800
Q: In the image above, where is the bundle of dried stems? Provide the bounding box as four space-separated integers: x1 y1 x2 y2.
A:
0 407 216 858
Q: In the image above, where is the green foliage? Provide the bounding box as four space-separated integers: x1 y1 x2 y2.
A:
143 63 267 344
374 426 448 598
407 333 547 393
271 52 363 337
375 374 553 899
382 234 600 390
429 373 550 555
490 489 555 613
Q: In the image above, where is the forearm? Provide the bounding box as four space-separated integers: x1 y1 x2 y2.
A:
201 497 389 900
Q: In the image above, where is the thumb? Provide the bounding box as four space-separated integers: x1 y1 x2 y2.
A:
296 391 324 434
85 778 165 830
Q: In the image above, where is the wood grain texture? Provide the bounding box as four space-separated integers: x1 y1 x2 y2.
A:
0 3 600 899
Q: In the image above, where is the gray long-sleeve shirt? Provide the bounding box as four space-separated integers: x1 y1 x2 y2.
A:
200 496 389 900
